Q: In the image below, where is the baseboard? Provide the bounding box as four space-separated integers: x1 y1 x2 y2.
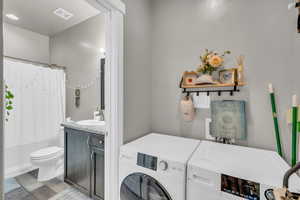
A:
5 164 38 179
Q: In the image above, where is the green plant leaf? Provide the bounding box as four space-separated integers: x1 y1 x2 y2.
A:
4 85 14 121
7 91 14 98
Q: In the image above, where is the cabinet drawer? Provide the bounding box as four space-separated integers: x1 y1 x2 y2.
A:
89 135 105 148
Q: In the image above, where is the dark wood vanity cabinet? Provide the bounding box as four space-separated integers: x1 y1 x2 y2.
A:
91 147 105 200
64 128 105 200
64 129 91 194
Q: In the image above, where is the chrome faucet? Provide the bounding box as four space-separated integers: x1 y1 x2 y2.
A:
99 109 105 121
94 106 105 121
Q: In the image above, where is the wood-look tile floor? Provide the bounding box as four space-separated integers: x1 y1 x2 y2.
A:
4 170 91 200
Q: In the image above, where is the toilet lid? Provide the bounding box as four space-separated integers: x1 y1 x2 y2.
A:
31 146 63 160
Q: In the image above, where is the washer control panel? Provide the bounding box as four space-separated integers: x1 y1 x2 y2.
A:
137 153 158 171
159 160 168 171
221 174 260 200
136 152 184 174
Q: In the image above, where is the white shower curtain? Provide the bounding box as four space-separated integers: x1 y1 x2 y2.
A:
4 58 66 148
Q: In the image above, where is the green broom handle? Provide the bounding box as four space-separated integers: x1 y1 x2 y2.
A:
292 95 298 166
269 90 283 157
270 93 283 156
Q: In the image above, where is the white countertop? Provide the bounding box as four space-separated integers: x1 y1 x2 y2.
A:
61 121 106 135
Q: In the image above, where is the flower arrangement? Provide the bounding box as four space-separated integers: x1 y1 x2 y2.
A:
197 49 231 75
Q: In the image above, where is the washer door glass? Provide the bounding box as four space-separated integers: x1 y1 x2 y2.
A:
120 173 172 200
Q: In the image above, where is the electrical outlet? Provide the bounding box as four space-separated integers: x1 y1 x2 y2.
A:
205 118 215 140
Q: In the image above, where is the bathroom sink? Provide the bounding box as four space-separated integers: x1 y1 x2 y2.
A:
76 120 105 127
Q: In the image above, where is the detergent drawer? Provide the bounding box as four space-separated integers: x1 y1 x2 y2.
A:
187 166 221 200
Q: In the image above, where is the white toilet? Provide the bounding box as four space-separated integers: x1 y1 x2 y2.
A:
30 129 64 182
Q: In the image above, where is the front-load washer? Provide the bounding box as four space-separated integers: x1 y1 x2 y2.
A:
119 133 200 200
187 141 300 200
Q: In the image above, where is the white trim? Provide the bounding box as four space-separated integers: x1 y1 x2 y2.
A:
86 0 125 14
85 1 124 200
105 11 124 200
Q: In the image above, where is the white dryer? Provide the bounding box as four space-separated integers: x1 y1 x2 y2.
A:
119 133 200 200
187 141 300 200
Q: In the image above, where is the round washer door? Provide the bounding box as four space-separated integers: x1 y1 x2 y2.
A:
120 173 172 200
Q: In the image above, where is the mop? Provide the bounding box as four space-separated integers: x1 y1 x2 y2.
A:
269 84 283 157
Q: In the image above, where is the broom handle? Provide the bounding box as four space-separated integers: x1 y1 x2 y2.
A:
297 0 300 33
269 84 283 157
292 95 298 166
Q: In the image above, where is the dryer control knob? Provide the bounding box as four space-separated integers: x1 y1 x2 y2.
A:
159 161 168 171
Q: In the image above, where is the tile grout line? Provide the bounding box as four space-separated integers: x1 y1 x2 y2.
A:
15 177 39 200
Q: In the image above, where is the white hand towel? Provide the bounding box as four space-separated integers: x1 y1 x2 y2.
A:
180 96 195 121
193 93 210 109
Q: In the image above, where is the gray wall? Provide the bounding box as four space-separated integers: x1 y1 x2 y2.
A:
123 0 152 142
3 23 50 63
150 0 300 162
50 15 105 121
0 0 3 197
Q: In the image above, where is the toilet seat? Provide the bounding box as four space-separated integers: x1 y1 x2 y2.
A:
30 146 63 160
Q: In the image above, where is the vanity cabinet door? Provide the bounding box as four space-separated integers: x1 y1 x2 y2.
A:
91 147 105 200
64 128 91 195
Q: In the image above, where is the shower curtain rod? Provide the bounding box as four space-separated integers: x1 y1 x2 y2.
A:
3 55 66 71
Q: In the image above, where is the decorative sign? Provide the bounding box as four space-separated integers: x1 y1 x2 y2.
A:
211 100 247 140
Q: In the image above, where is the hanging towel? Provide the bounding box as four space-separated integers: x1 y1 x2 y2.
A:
180 96 195 121
192 93 210 109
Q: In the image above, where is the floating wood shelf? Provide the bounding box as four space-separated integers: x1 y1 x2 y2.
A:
179 78 245 96
181 82 246 89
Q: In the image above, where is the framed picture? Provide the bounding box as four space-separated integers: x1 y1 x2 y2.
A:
182 71 198 86
219 68 238 84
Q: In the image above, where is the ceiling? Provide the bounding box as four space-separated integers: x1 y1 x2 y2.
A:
3 0 101 36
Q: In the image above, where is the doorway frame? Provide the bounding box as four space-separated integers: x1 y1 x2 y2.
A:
0 0 125 199
85 1 125 200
